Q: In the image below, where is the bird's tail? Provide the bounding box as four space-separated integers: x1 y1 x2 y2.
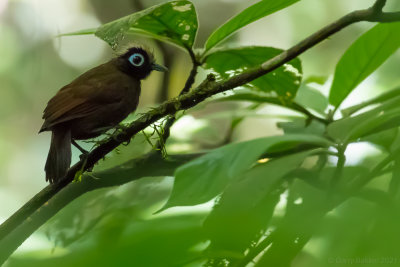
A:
45 126 71 184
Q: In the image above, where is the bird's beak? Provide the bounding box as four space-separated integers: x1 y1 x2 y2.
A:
151 63 168 72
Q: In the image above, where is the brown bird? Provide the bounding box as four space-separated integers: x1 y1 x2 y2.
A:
39 47 167 184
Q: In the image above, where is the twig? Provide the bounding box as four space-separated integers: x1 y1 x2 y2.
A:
330 144 347 188
372 0 387 12
1 2 400 262
156 48 201 150
156 43 173 103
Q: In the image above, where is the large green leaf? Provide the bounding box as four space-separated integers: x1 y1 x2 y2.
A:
64 1 198 49
204 47 302 100
204 0 300 51
329 22 400 107
204 150 314 254
161 134 332 210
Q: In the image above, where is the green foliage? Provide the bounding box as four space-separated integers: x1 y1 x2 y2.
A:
327 95 400 143
162 135 331 210
64 1 198 49
11 1 400 267
204 47 302 99
204 150 316 255
204 0 300 52
294 84 328 115
329 22 400 108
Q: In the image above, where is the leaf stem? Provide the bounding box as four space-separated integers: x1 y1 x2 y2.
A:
156 48 201 151
372 0 387 12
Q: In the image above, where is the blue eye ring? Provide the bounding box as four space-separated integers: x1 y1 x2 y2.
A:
128 53 145 67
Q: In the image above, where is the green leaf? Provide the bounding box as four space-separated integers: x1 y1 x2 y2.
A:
278 119 326 136
304 75 329 85
204 150 314 254
216 89 306 114
255 177 327 266
341 86 400 117
161 134 332 210
390 154 400 197
63 1 198 49
295 84 328 115
204 0 300 51
204 47 302 100
329 22 400 107
36 212 207 267
362 128 399 151
327 95 400 143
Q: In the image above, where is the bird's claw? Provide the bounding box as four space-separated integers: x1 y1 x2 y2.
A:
112 124 131 145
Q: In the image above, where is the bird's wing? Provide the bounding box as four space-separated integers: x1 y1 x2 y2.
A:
40 62 134 131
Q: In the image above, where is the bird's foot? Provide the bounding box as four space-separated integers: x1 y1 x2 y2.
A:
112 124 131 145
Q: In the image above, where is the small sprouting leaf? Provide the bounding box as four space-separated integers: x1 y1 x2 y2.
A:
204 47 302 100
204 0 300 51
161 134 332 210
329 22 400 108
62 1 198 49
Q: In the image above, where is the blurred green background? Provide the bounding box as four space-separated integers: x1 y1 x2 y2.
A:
1 0 400 266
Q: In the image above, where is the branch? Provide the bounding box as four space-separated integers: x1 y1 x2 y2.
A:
1 2 400 261
0 152 200 264
372 0 387 12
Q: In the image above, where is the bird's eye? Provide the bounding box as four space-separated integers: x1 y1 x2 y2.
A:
128 53 145 67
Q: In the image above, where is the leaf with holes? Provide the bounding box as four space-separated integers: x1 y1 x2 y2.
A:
204 47 302 100
61 1 198 49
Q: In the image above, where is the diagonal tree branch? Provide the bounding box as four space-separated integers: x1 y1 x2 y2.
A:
0 152 200 264
1 2 399 263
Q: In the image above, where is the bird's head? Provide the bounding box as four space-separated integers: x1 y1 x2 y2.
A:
117 47 168 79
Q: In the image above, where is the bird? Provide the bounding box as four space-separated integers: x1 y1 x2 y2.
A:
39 46 167 184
